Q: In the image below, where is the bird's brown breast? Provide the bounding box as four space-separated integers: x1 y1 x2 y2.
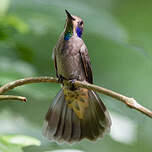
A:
55 35 86 81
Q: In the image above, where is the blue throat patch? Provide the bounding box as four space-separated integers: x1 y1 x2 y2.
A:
64 32 72 41
76 27 82 38
64 27 82 41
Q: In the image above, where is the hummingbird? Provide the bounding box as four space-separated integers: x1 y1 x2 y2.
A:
43 10 111 143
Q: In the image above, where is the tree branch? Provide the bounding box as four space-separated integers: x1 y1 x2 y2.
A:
0 76 152 118
0 95 27 102
0 77 58 94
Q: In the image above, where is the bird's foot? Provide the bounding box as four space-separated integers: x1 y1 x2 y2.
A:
69 79 77 91
58 75 65 84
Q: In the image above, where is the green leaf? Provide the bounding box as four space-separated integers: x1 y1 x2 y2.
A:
0 137 22 152
0 0 10 15
0 135 41 147
45 150 84 152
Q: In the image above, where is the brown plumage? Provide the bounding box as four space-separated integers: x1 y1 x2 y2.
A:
43 10 111 143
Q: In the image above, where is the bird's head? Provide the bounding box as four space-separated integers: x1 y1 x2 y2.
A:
64 9 84 40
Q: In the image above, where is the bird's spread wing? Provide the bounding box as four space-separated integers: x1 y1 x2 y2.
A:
79 44 93 84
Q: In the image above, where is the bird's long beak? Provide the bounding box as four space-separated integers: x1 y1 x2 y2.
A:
65 9 75 21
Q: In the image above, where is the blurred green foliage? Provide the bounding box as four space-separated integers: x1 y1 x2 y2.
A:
0 0 152 152
0 134 40 152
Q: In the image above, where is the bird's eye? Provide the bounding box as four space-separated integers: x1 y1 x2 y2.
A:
79 21 83 26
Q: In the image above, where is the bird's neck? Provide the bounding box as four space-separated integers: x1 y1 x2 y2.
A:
64 26 83 41
64 25 73 41
64 31 73 41
76 27 83 38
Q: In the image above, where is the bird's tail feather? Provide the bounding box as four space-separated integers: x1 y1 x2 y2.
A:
43 88 111 143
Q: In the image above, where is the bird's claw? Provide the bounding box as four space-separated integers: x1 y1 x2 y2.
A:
69 79 76 91
58 75 64 84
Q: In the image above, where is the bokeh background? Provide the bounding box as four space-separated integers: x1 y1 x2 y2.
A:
0 0 152 152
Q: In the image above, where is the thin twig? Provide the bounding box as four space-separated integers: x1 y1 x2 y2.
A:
0 76 152 118
0 77 58 94
0 95 26 102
